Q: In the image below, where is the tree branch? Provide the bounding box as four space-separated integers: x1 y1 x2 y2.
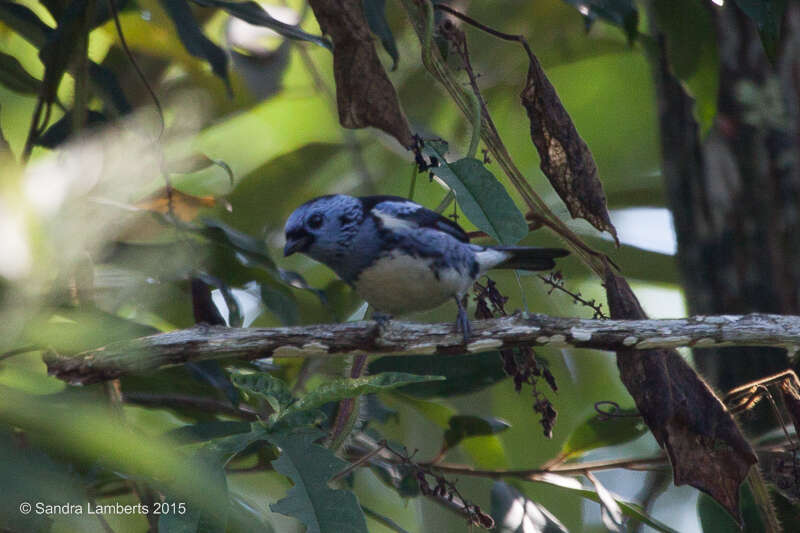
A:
43 313 800 385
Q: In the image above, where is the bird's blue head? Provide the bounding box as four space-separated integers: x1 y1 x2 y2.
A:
283 195 364 268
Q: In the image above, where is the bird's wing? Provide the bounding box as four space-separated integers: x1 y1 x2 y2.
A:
361 195 470 243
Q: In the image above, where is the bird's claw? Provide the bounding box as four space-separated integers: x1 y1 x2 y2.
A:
455 300 472 343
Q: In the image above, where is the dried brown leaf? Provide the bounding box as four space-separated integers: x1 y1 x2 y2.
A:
521 53 618 245
308 0 413 148
135 187 218 221
604 271 756 523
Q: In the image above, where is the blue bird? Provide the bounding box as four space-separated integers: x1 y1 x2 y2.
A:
283 195 568 340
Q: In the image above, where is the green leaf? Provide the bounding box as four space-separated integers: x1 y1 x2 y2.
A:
0 2 50 46
491 481 568 533
287 373 444 415
260 282 300 326
697 484 766 533
36 110 108 148
532 475 678 533
198 218 278 274
192 0 331 50
231 371 294 416
363 0 399 70
267 428 368 533
0 105 10 157
362 506 410 533
424 142 528 245
562 0 638 43
560 408 647 458
444 415 510 449
38 0 89 103
159 0 230 91
161 428 270 532
733 0 788 61
0 4 131 113
88 61 132 114
186 360 241 406
0 51 41 94
650 0 719 134
229 492 276 532
165 421 253 444
368 352 507 397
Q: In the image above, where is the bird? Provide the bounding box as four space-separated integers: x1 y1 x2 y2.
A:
283 195 569 340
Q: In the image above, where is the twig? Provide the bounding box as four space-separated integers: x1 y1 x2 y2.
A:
429 455 668 479
43 313 800 385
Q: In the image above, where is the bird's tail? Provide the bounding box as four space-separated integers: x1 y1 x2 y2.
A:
491 246 569 271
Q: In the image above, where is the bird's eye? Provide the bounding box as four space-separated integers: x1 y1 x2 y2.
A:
307 213 324 229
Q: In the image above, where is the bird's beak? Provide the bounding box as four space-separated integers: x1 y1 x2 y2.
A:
283 234 313 257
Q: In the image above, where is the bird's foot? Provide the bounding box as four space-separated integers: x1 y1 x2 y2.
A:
454 296 472 343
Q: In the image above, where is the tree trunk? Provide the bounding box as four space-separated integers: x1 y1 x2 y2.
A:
653 2 800 393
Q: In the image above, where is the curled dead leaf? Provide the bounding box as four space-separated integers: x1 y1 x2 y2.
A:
521 52 618 245
308 0 413 148
604 270 756 523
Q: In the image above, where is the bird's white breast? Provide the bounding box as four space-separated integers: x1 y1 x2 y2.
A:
353 252 472 315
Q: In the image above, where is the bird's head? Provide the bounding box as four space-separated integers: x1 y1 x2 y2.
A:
283 195 363 266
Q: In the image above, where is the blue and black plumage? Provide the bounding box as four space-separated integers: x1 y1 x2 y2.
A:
283 195 568 340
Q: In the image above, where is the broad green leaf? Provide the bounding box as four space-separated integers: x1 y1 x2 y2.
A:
260 282 300 326
38 0 88 103
231 371 294 416
159 0 230 91
267 428 368 533
491 481 568 533
186 360 241 406
363 0 399 70
88 62 132 114
391 394 454 428
192 0 331 50
444 415 510 449
733 0 788 61
22 309 158 354
161 428 270 532
0 3 130 113
424 142 528 245
165 421 253 444
651 0 719 134
0 105 10 156
562 0 638 42
288 373 444 415
0 51 40 94
587 473 623 531
223 143 343 234
362 506 410 533
531 475 678 533
229 492 277 532
560 408 647 458
198 218 278 274
0 432 89 532
0 2 50 45
36 110 108 148
0 387 229 521
697 485 765 533
369 352 507 398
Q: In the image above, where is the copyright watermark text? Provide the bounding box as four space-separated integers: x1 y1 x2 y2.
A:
19 501 187 516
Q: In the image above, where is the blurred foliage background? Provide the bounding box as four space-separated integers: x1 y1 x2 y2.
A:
0 0 794 532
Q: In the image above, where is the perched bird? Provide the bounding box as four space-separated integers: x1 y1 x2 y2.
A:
283 195 568 340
